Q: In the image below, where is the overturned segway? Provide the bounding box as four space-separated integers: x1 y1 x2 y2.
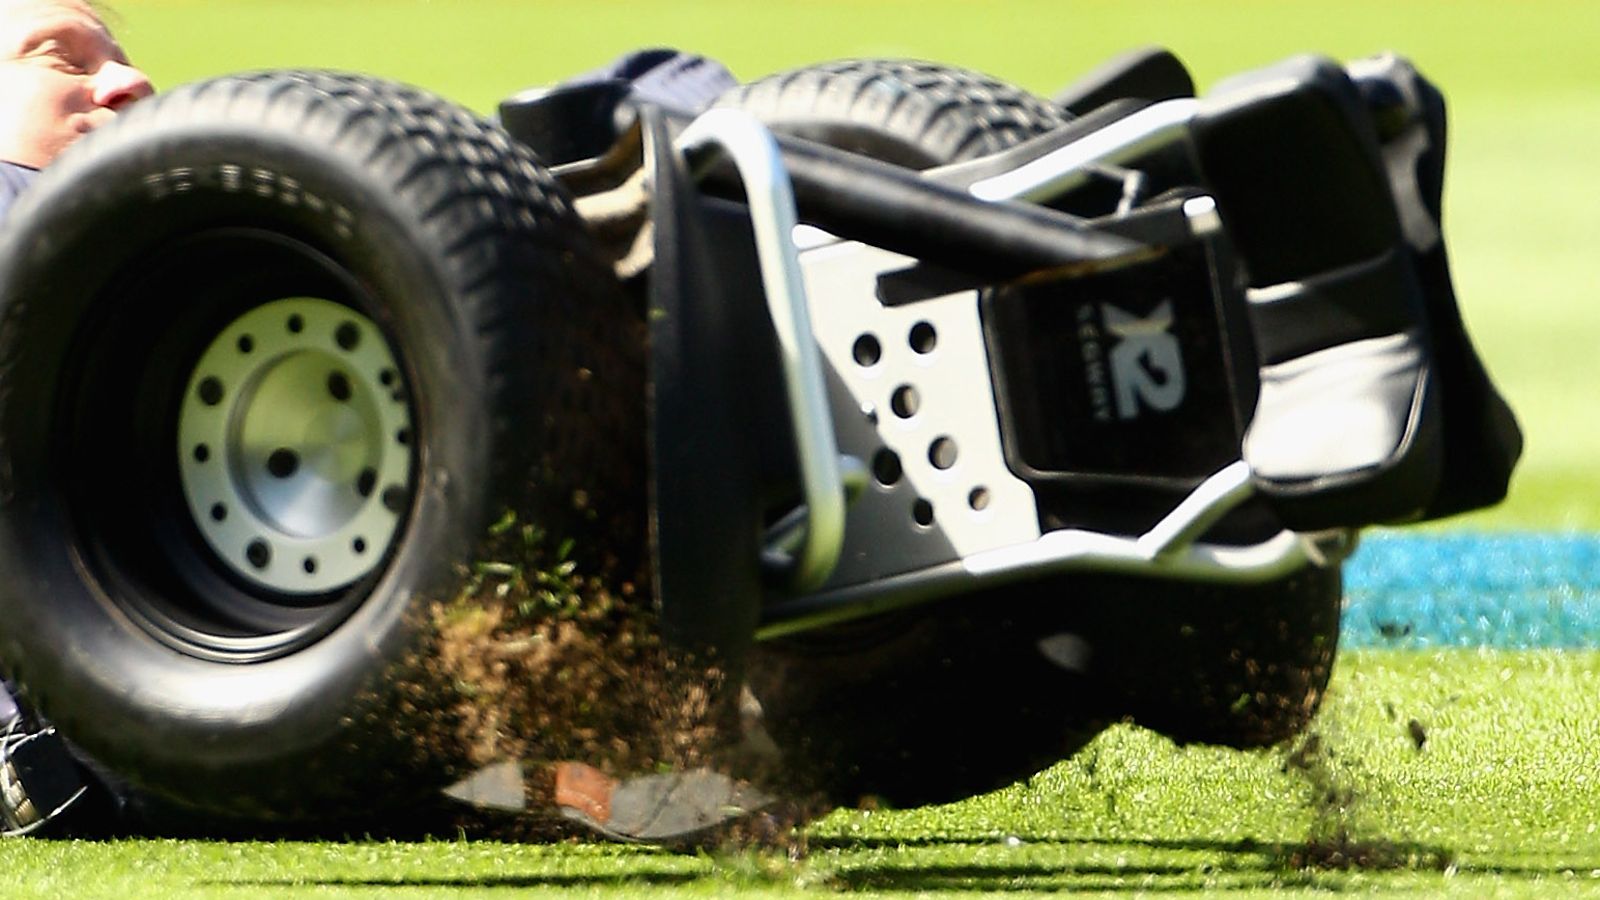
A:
0 49 1518 841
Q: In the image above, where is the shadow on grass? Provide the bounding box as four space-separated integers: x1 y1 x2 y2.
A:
814 835 1595 894
199 835 1599 894
209 872 704 890
813 833 1446 858
830 865 1291 894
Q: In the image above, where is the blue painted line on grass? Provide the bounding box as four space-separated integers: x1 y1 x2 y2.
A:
1342 533 1600 649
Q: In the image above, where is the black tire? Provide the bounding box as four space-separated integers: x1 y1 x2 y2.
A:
723 60 1341 807
1064 565 1341 748
715 59 1069 169
0 72 645 821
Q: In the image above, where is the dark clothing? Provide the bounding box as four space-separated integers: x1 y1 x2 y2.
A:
566 48 737 114
0 163 28 725
0 162 32 722
0 159 76 836
0 161 38 222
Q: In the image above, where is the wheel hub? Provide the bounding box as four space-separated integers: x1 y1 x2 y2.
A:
178 298 413 595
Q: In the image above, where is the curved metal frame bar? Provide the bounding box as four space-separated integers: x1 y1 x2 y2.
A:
968 98 1200 203
675 109 846 593
757 464 1335 639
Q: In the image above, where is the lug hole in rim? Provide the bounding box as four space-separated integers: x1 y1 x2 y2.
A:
197 377 224 407
327 371 353 402
193 444 210 463
266 448 300 479
287 314 304 334
335 322 361 351
245 540 272 570
381 486 407 514
356 468 377 498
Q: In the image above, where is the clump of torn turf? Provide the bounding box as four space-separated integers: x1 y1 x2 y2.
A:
410 509 804 842
1275 729 1453 873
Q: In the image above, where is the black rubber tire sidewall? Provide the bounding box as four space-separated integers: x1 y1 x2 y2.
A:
0 73 643 820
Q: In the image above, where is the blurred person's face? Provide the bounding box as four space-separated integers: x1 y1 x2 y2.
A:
0 0 151 168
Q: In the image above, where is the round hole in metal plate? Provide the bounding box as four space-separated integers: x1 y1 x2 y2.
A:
873 448 903 486
852 333 882 367
890 385 920 419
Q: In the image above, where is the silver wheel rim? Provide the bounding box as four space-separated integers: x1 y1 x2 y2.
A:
178 298 414 595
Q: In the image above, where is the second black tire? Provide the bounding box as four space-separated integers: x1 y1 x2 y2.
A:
722 58 1342 807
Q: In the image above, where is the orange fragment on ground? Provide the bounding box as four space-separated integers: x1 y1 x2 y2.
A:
553 761 617 825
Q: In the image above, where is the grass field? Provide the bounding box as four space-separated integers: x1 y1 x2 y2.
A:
4 650 1599 897
5 1 1599 896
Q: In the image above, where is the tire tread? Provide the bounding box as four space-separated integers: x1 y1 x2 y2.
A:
717 59 1069 167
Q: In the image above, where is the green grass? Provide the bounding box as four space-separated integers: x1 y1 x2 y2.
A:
108 0 1600 528
4 649 1600 897
5 4 1594 897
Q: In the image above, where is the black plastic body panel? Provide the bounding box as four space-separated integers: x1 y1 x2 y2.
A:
499 80 634 166
1193 55 1444 529
641 109 777 661
1349 55 1522 521
1053 47 1197 116
985 243 1240 486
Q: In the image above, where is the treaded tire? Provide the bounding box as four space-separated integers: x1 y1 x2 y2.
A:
0 71 645 821
715 59 1069 168
1064 565 1341 748
724 59 1342 808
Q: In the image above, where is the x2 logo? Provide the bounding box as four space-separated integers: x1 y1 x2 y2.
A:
1078 300 1187 421
990 247 1234 479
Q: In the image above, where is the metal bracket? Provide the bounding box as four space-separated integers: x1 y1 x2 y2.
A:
758 463 1346 639
968 98 1199 203
674 109 849 593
